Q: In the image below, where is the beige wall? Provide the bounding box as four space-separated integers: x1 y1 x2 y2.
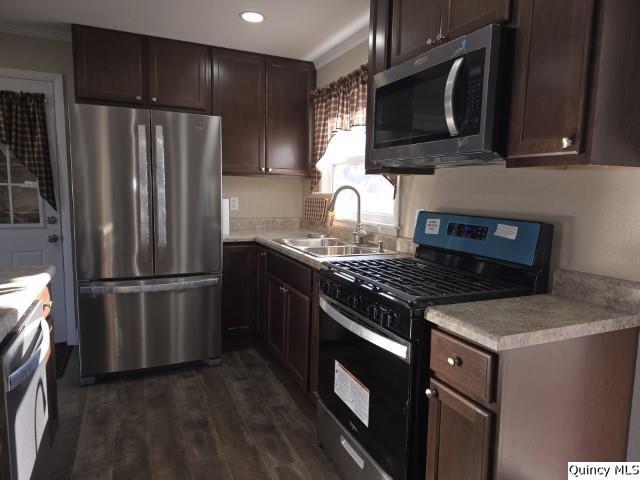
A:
316 40 368 88
0 32 75 103
222 175 305 219
400 167 640 282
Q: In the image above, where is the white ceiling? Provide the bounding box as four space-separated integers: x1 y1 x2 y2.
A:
0 0 370 62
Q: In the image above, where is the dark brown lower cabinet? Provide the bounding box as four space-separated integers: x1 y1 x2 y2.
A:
284 287 311 389
425 326 639 479
308 272 322 403
426 378 493 480
265 250 313 390
267 275 287 357
256 246 268 338
222 243 256 335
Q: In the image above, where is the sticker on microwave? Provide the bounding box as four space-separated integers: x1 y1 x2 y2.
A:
425 218 441 235
495 223 519 240
334 361 370 427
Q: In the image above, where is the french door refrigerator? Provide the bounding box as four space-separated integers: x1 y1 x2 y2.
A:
69 104 222 383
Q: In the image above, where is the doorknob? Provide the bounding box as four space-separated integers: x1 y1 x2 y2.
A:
46 216 58 225
48 234 60 243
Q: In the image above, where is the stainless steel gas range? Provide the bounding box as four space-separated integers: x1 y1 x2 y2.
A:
316 211 553 480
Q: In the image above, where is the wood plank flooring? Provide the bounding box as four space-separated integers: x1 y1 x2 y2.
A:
52 347 340 480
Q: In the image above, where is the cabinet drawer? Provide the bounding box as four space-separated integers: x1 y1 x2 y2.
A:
267 250 312 295
430 329 496 403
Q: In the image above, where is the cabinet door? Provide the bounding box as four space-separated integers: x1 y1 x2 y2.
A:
441 0 509 40
369 0 392 75
266 58 315 175
426 379 493 480
285 286 311 390
147 37 211 112
72 25 145 105
214 50 266 174
267 275 287 358
221 244 256 334
256 246 268 338
308 273 321 402
507 0 595 159
390 0 443 66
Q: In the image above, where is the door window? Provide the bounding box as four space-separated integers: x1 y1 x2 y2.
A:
0 145 42 226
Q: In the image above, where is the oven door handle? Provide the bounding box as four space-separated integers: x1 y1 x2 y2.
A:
444 57 464 137
319 297 410 362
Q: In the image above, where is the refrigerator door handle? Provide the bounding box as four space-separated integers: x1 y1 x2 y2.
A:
78 276 220 295
137 124 150 259
154 124 168 250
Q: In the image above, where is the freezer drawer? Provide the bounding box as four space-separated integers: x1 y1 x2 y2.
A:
77 275 221 379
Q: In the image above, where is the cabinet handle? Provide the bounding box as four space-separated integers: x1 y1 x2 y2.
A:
151 97 157 103
436 33 447 43
425 388 438 399
135 95 142 101
561 136 574 149
267 168 273 173
426 38 434 46
259 252 266 257
260 167 265 172
447 356 461 367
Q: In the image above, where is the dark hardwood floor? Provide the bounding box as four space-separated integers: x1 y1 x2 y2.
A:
52 345 340 480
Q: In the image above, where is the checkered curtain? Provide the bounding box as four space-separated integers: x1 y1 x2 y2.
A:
0 91 56 210
311 65 396 192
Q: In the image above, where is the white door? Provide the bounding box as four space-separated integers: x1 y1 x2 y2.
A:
0 76 67 342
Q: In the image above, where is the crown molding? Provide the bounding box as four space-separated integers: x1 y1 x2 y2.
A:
311 25 368 69
0 22 71 42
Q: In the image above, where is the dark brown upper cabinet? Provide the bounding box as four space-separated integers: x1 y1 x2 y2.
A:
266 58 315 175
390 0 443 66
507 0 640 167
147 38 211 113
213 50 266 174
441 0 510 39
388 0 510 67
507 0 594 160
72 25 211 113
73 25 146 105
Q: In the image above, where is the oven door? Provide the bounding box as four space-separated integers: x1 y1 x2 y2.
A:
318 295 413 480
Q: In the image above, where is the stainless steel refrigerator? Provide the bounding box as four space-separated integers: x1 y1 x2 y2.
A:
69 104 222 383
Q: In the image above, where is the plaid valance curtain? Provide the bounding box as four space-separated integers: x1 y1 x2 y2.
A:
310 65 368 191
0 91 56 210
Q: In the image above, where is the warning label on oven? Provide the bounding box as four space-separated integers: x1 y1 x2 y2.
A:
334 361 370 427
425 218 441 235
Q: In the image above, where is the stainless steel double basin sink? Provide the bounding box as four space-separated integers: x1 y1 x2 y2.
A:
276 237 386 257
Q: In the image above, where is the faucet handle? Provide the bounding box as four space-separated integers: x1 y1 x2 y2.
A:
377 240 384 253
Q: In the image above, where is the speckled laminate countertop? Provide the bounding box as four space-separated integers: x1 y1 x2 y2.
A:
0 265 55 344
425 269 640 352
224 229 403 270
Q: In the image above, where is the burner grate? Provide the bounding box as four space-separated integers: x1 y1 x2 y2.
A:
329 257 521 301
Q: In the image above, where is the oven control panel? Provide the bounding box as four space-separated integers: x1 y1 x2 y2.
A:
320 277 413 339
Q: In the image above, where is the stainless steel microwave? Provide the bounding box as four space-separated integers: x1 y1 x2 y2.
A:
370 24 511 169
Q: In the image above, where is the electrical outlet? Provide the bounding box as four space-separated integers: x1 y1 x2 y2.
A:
230 197 239 211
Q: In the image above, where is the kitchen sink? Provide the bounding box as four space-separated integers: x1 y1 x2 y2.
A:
303 245 381 257
276 238 388 257
278 238 348 248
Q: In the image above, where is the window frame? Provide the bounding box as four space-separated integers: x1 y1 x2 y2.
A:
316 130 400 237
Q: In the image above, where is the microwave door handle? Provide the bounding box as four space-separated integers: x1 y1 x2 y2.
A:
444 57 464 137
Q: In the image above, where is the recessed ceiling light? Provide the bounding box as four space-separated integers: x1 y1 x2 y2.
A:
240 11 265 23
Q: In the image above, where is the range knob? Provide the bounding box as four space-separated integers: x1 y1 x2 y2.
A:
347 295 361 309
366 305 378 321
334 286 344 299
383 312 399 328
